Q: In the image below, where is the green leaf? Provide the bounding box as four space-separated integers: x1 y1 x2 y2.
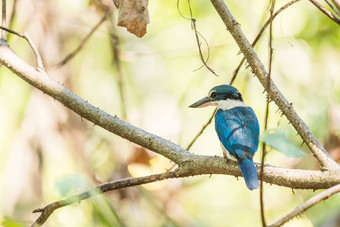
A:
261 128 306 158
2 217 26 227
55 174 89 197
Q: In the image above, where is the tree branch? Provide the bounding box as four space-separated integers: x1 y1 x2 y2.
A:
1 0 6 40
0 26 44 70
31 170 180 227
332 0 340 11
55 7 113 68
210 0 340 171
309 0 340 25
0 22 339 226
0 37 339 189
231 0 300 84
324 0 340 18
187 0 301 151
269 183 340 226
260 0 276 224
30 156 340 226
0 45 190 164
186 109 216 150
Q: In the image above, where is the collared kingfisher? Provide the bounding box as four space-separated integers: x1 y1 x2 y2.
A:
189 85 260 190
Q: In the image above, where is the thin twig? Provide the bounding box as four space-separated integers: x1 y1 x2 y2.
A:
8 0 16 28
191 18 219 76
1 0 6 40
0 26 44 70
7 0 17 42
269 183 340 227
309 0 340 25
109 14 127 120
260 1 276 226
324 0 340 17
23 32 44 71
186 109 217 151
55 7 112 68
190 21 212 73
180 0 219 76
32 170 179 227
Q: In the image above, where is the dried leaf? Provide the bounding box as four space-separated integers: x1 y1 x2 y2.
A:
118 0 150 37
129 146 153 165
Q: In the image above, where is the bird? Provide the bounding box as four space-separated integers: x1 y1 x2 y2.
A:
189 85 260 190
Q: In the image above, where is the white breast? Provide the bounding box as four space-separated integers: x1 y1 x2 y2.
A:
217 99 246 110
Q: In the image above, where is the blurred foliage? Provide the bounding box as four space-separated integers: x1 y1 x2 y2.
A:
261 128 306 158
0 0 340 226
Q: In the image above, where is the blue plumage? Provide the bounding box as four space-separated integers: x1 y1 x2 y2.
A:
189 84 260 190
215 107 260 190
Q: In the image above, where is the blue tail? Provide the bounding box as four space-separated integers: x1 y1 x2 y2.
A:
238 158 259 190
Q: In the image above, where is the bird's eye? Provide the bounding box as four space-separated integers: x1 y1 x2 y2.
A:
210 92 217 99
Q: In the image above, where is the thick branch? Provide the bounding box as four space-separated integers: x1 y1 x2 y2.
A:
0 41 338 226
210 0 340 171
0 44 339 189
31 158 340 227
0 45 190 164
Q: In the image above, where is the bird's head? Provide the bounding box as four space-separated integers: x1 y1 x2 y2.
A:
189 85 245 110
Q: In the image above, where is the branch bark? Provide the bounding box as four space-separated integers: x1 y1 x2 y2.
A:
32 171 180 227
1 0 6 40
210 0 340 172
0 44 338 191
0 2 339 224
309 0 340 25
0 45 190 165
269 183 340 226
30 159 340 226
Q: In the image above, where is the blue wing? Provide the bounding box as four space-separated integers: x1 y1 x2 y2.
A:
215 107 259 160
215 107 260 190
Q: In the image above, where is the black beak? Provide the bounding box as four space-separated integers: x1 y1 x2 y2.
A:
189 97 213 108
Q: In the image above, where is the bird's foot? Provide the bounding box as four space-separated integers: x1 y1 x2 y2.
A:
223 153 228 164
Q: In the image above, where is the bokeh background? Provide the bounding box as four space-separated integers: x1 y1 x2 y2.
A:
1 0 340 226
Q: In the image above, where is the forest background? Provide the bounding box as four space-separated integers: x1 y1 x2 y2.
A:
0 0 340 226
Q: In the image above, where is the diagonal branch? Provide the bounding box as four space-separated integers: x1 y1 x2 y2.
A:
309 0 340 25
324 0 340 17
0 45 190 164
0 38 339 190
186 108 216 151
210 0 340 171
32 170 179 227
333 0 340 10
187 0 300 150
269 183 340 227
0 26 44 70
0 39 339 226
55 7 113 68
30 158 340 226
232 0 300 82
